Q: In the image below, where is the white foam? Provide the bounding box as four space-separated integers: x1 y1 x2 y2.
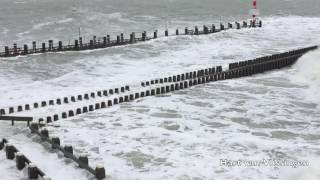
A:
280 158 320 180
32 18 74 30
0 152 22 180
290 48 320 105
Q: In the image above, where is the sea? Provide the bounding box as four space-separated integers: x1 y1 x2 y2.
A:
0 0 320 179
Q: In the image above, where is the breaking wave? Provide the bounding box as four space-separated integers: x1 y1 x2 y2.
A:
291 47 320 105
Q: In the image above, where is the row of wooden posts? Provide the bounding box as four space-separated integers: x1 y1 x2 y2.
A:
0 20 262 57
0 85 130 117
0 138 50 180
34 45 317 124
141 46 318 87
28 123 106 180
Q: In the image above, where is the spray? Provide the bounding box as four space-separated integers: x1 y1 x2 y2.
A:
290 48 320 104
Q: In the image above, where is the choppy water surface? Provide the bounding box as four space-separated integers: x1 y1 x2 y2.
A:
0 0 320 180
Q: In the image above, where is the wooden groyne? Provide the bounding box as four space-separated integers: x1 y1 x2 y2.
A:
28 123 106 180
17 45 315 124
141 46 317 87
0 85 130 119
0 138 50 180
0 20 262 58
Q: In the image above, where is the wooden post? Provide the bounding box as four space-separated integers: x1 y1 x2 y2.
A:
64 97 69 103
117 36 120 44
236 22 240 29
132 33 135 42
220 24 224 30
103 90 108 96
82 106 88 113
79 154 88 168
41 101 47 107
101 102 106 108
154 30 157 39
108 100 112 106
58 41 62 50
243 21 247 28
195 26 199 35
23 44 28 54
51 137 60 149
89 105 94 111
95 103 100 109
48 40 53 51
146 90 150 96
30 123 39 133
4 46 9 56
0 109 5 115
90 40 93 48
119 97 124 103
130 33 134 43
107 35 110 45
204 25 208 34
165 30 168 37
95 166 106 180
42 43 46 52
124 95 129 102
103 37 107 46
93 36 97 44
212 24 216 33
121 33 124 43
175 83 180 90
40 129 49 139
13 43 17 55
5 144 16 159
142 31 146 41
46 116 52 123
15 152 26 170
28 164 38 179
75 40 79 49
68 110 74 117
62 112 67 119
64 145 73 158
39 118 45 124
17 106 22 112
79 37 83 47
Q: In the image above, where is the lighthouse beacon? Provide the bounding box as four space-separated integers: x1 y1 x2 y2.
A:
250 0 260 27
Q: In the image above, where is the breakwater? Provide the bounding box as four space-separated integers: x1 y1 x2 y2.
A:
0 20 262 58
0 138 50 180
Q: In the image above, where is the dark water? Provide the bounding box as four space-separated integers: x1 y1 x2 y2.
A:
0 0 320 47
